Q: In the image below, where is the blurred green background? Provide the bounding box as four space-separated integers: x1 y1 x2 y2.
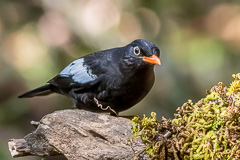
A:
1 0 240 159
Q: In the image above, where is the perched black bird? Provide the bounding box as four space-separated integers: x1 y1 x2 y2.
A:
19 39 161 116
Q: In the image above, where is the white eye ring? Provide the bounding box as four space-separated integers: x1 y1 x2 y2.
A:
133 46 141 56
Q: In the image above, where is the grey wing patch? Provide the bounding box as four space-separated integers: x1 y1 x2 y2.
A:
59 58 97 84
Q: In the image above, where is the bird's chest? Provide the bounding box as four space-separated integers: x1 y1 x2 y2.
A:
99 70 155 106
120 72 154 98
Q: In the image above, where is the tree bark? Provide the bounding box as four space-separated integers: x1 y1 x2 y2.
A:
8 109 148 160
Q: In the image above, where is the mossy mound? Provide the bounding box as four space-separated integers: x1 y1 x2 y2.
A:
130 73 240 160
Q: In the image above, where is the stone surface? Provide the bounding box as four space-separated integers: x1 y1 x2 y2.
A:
8 109 147 160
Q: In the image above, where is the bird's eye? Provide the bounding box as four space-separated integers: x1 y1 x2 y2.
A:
133 46 141 56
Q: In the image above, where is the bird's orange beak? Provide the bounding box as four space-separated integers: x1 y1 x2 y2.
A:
140 55 161 65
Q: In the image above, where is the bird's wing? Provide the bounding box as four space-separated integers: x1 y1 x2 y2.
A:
48 58 100 88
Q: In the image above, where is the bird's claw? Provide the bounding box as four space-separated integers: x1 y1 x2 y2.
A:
93 98 118 116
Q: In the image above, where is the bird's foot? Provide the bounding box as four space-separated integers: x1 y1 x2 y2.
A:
93 98 118 116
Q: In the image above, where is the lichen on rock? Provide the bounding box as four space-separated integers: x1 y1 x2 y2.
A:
130 73 240 160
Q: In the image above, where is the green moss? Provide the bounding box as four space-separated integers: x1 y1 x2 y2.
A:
130 73 240 160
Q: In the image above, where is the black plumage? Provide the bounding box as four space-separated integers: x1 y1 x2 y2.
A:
19 39 161 115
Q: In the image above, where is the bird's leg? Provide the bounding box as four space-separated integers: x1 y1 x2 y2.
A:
93 98 118 116
110 111 119 117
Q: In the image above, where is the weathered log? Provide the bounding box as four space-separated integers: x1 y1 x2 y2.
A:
8 109 148 160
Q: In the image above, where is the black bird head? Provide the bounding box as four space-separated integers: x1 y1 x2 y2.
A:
121 39 161 69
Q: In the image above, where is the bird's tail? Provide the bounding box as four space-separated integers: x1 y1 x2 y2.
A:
18 84 53 98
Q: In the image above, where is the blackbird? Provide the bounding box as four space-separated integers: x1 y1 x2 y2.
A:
19 39 161 116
